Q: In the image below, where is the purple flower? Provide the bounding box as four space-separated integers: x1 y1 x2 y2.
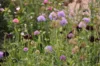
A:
43 0 48 4
83 17 90 23
0 8 4 12
37 15 46 22
49 12 57 20
67 33 74 39
60 55 66 61
0 51 3 58
57 11 65 17
44 46 53 53
78 22 86 28
60 18 68 26
23 47 28 52
34 30 40 35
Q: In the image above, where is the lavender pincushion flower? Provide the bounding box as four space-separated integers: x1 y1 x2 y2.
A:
60 18 68 26
78 22 86 28
37 15 46 22
0 8 4 12
23 47 28 52
0 51 3 58
44 46 53 53
83 17 90 23
49 12 57 20
34 30 40 35
57 11 65 17
67 33 74 39
60 55 66 61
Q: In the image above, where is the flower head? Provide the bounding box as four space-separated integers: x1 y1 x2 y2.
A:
60 55 66 61
0 8 4 12
83 17 90 23
0 51 3 58
47 7 52 11
23 47 28 52
13 18 19 23
57 11 65 17
60 17 68 26
34 30 40 35
44 46 53 53
21 32 25 36
37 15 46 22
49 12 57 20
78 22 86 28
67 33 74 39
43 0 48 4
16 6 20 11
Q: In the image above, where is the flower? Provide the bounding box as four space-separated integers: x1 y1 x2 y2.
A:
78 22 86 28
67 32 74 39
43 0 48 4
49 12 57 20
57 11 65 17
37 15 46 22
23 47 28 52
0 51 3 58
44 46 53 53
13 18 19 23
21 32 25 36
83 17 90 23
33 30 40 35
60 55 66 61
47 7 52 11
0 8 4 12
16 6 20 11
60 17 68 26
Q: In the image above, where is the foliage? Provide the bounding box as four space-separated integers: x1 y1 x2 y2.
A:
0 0 100 66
